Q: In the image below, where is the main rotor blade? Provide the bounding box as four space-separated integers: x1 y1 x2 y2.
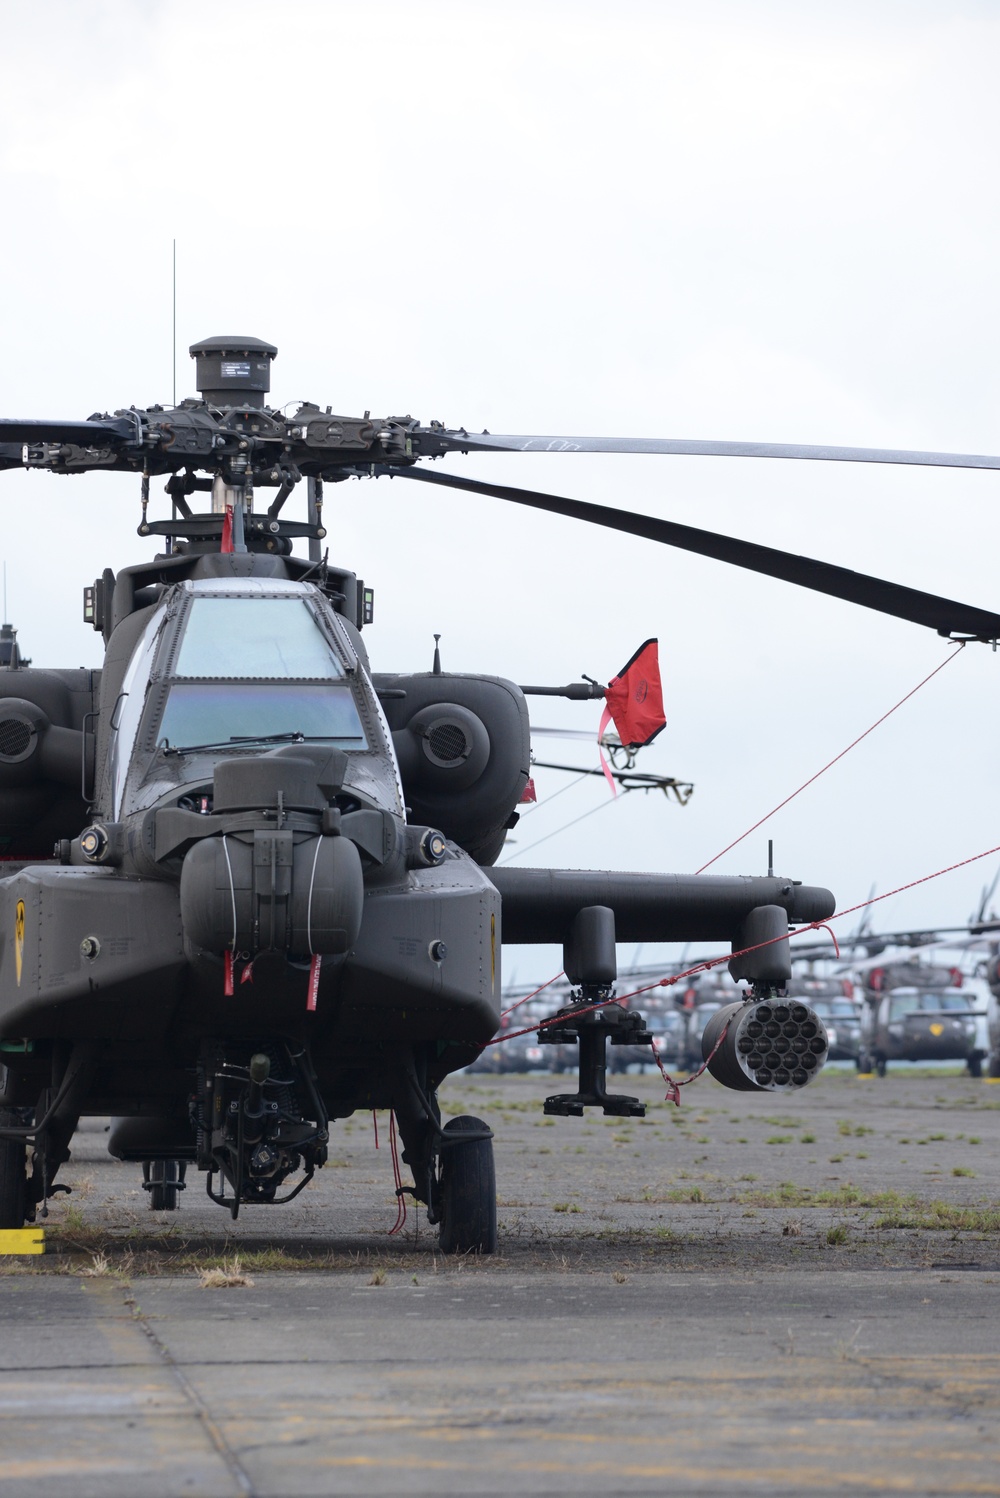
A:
0 444 26 471
394 467 1000 641
433 430 1000 471
0 416 135 445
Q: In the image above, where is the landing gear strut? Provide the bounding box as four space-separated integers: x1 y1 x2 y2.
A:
0 1110 28 1229
394 1062 498 1255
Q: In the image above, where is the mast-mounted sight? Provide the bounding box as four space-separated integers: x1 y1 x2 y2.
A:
188 335 278 409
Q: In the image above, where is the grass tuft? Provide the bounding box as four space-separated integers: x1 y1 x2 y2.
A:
199 1255 254 1289
872 1202 1000 1232
78 1252 113 1278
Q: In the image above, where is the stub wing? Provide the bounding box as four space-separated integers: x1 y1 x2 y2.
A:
488 868 834 946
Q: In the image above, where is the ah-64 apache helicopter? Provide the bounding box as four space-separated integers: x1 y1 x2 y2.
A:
1 335 998 1251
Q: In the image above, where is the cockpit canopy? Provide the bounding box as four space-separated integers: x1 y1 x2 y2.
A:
158 594 368 753
105 579 401 820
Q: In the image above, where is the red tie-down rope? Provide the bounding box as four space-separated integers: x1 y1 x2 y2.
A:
694 643 965 874
485 838 1000 1101
500 971 565 1020
372 1110 409 1235
650 1019 732 1106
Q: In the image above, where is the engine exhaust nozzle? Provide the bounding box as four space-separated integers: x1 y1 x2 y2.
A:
702 998 829 1092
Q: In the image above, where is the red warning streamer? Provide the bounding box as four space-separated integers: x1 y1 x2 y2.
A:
306 954 321 1012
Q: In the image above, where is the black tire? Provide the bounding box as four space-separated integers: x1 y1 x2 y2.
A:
988 1052 1000 1079
0 1110 28 1229
438 1115 497 1255
146 1158 180 1211
968 1052 983 1080
875 1055 887 1078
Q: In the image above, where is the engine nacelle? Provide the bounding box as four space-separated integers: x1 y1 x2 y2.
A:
702 998 829 1092
0 670 97 854
393 702 492 792
0 695 89 789
374 672 529 865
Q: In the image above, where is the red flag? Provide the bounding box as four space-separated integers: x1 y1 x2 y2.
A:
221 504 234 554
519 777 537 804
603 638 666 748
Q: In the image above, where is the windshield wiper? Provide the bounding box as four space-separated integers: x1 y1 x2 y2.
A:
159 732 361 757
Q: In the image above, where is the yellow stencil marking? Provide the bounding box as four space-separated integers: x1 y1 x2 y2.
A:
14 900 24 987
0 1228 44 1255
930 1022 944 1036
490 913 496 990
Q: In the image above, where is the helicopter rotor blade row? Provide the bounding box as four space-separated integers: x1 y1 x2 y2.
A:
393 467 1000 642
432 429 1000 471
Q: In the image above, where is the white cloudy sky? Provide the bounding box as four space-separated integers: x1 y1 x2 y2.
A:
2 0 999 981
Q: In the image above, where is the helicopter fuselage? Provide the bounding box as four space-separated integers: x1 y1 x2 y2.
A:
0 336 848 1245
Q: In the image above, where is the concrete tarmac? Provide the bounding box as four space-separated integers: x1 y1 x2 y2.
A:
1 1068 998 1496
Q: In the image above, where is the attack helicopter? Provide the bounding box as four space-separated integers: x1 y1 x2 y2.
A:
0 334 998 1252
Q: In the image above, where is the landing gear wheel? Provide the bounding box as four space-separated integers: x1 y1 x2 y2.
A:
988 1053 1000 1079
874 1055 887 1078
968 1053 983 1079
144 1158 182 1211
857 1052 873 1075
438 1115 497 1255
0 1110 28 1229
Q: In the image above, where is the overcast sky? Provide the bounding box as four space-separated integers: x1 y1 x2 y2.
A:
2 0 999 982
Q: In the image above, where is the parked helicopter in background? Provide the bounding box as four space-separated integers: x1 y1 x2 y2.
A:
786 975 862 1065
851 955 984 1076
